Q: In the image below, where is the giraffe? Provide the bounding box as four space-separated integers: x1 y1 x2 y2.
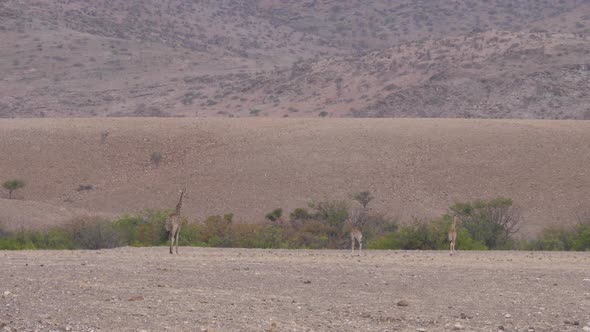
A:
448 215 458 256
350 225 363 256
348 207 364 256
165 188 186 254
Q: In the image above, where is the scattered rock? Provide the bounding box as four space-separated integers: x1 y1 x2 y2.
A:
2 291 10 297
498 326 505 331
267 322 278 332
416 328 426 332
127 295 144 301
303 280 311 284
396 300 409 307
504 314 512 318
453 322 464 330
582 326 590 332
563 320 579 325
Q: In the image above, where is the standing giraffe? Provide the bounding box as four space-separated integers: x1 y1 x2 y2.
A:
165 188 186 254
448 215 458 256
348 208 364 256
350 225 363 256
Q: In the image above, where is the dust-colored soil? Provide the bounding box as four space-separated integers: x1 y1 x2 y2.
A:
0 248 589 331
1 118 590 235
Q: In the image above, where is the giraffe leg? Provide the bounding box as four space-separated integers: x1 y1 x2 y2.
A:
351 235 355 255
359 239 362 256
169 230 174 254
175 225 181 254
169 224 178 254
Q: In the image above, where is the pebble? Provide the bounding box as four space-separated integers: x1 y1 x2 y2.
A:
396 300 409 307
127 295 144 301
416 328 426 332
504 314 512 318
583 327 590 332
453 323 464 330
2 291 10 297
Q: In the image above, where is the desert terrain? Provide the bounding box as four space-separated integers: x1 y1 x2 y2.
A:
1 118 590 236
0 248 589 331
1 0 589 118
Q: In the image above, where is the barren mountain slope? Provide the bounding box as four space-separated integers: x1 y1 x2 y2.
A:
1 118 589 235
218 31 590 119
1 0 589 118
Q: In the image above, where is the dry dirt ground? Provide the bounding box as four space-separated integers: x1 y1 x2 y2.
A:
1 248 589 332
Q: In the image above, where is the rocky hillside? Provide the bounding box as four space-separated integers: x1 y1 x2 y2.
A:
0 0 589 118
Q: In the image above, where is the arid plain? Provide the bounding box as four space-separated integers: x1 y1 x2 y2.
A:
1 118 590 236
1 248 589 331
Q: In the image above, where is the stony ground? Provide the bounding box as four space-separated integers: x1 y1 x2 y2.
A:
1 248 589 332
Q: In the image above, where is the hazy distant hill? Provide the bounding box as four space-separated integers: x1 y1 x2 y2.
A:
1 0 589 118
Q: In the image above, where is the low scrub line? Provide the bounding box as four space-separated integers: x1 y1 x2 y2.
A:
1 199 589 251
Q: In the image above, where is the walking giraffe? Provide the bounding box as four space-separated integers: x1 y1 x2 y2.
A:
165 188 186 254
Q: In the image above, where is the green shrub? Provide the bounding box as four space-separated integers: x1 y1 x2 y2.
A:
573 221 590 251
68 218 121 249
309 200 349 228
450 198 521 249
367 232 401 249
455 228 487 250
522 225 575 251
289 208 312 221
3 179 25 199
396 218 448 250
352 191 374 209
265 208 283 222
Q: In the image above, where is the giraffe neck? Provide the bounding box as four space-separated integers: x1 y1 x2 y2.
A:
175 191 184 215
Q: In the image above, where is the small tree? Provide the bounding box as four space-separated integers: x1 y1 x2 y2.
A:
450 197 522 249
265 208 283 222
353 191 374 209
3 179 25 199
150 152 163 168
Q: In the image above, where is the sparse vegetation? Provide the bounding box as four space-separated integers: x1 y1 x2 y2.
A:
265 208 283 222
352 191 374 209
150 152 163 168
2 179 25 199
77 184 94 192
249 109 261 116
522 218 590 251
450 197 522 249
